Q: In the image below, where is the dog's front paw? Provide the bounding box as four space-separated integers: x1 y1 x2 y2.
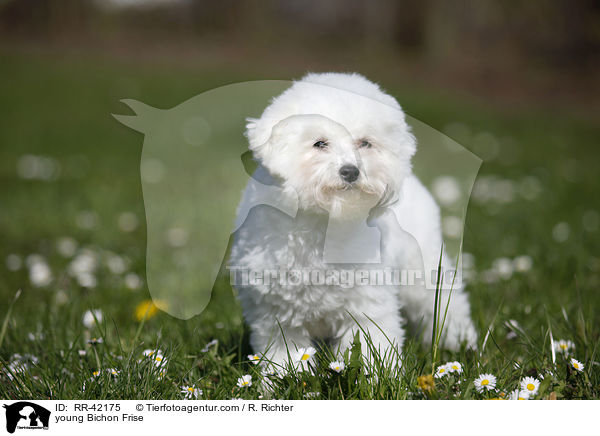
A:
442 317 478 351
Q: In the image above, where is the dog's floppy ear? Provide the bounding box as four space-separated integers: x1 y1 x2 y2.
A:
245 117 258 133
245 117 268 152
244 116 273 162
244 117 259 147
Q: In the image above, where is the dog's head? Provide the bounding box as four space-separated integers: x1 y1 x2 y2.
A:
246 73 416 219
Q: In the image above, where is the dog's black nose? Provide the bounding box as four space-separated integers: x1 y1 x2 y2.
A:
339 164 359 183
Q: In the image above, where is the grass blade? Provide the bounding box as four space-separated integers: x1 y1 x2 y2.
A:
0 289 22 349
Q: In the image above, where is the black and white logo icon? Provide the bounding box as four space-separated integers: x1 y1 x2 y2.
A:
3 402 50 434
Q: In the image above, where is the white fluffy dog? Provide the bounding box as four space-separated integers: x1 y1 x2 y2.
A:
229 73 477 369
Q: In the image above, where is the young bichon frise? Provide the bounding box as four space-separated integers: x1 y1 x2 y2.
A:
229 72 477 370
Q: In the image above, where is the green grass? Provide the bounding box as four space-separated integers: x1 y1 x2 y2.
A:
0 51 598 400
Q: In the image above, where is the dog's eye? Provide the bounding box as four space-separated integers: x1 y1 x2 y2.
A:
359 140 372 148
313 140 328 149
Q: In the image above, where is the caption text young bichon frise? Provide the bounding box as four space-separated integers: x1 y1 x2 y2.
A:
229 73 477 369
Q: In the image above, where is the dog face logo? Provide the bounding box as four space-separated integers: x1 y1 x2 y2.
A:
3 402 50 433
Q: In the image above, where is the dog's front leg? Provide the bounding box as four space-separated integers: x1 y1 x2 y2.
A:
249 321 312 370
335 307 405 373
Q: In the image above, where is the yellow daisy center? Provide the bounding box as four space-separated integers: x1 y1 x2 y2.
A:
93 371 99 376
518 397 526 400
573 363 579 369
560 344 567 349
242 381 248 386
481 379 489 386
439 368 445 373
301 354 310 361
452 365 458 370
526 383 535 391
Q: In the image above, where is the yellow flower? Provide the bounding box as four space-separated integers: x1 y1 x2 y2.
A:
134 300 161 321
417 375 435 393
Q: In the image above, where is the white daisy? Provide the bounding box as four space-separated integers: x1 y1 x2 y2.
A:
78 350 87 357
82 309 103 329
508 389 530 400
434 364 449 378
27 332 44 341
69 250 98 276
201 339 218 352
432 176 461 206
248 354 261 365
474 374 497 392
124 272 142 290
28 256 53 287
5 362 29 380
87 337 103 345
153 354 167 368
237 374 252 388
143 349 163 358
513 255 533 272
106 254 128 274
295 347 316 363
26 354 39 365
570 358 584 373
492 257 514 280
261 366 280 378
107 368 120 376
329 361 345 373
447 361 463 374
520 377 540 396
180 385 202 399
553 339 575 355
56 237 78 257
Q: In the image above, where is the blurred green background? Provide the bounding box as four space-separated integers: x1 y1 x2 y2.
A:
0 0 599 399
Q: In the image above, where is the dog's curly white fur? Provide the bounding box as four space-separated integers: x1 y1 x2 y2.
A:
230 73 477 368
